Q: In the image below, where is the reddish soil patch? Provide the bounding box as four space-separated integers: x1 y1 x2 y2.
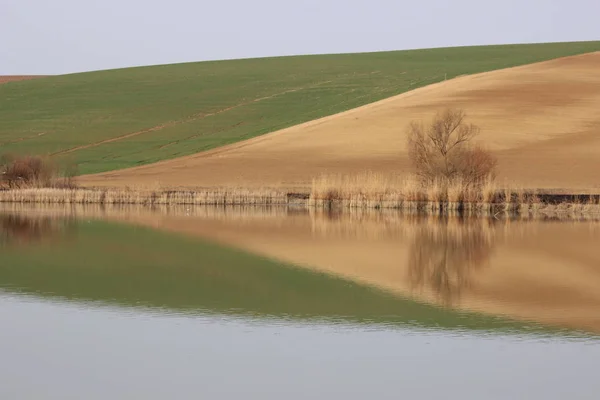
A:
0 76 45 85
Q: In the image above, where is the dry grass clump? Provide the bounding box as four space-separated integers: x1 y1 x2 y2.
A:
0 154 77 189
310 172 497 213
310 172 427 209
309 172 600 217
310 172 393 200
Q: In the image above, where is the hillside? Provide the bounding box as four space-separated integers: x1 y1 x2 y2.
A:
2 41 600 177
82 51 600 191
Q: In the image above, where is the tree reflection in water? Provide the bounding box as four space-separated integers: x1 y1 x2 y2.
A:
408 217 496 306
0 213 76 248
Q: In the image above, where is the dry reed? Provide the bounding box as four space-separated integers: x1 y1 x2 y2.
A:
1 180 600 219
309 173 600 217
0 188 288 206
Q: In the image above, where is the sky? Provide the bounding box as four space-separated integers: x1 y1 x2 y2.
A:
1 0 599 75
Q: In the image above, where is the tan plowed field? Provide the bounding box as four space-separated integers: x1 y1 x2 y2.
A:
82 52 600 191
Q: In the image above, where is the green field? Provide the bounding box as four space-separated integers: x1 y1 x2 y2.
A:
2 41 600 175
0 214 560 334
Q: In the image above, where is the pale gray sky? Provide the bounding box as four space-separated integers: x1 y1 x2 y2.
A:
1 0 599 75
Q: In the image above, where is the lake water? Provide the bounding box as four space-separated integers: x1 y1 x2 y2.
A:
1 205 599 399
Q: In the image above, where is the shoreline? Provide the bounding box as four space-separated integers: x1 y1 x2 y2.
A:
1 187 599 220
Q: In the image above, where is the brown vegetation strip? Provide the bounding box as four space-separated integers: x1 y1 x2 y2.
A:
1 187 599 220
0 76 45 84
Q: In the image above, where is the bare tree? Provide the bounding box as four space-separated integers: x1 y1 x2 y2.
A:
407 109 496 186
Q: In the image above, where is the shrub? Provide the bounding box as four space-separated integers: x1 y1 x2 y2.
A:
0 154 77 189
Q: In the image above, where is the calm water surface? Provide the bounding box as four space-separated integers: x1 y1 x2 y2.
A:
1 206 599 399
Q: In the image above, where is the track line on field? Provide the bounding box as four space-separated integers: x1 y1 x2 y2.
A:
0 132 48 148
50 80 333 156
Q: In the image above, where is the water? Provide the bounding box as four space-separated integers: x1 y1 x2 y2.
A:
1 205 600 399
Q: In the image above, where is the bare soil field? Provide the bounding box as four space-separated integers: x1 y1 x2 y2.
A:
0 76 44 84
81 52 600 191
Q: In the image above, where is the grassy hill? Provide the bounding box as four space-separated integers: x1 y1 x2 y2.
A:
1 41 600 175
